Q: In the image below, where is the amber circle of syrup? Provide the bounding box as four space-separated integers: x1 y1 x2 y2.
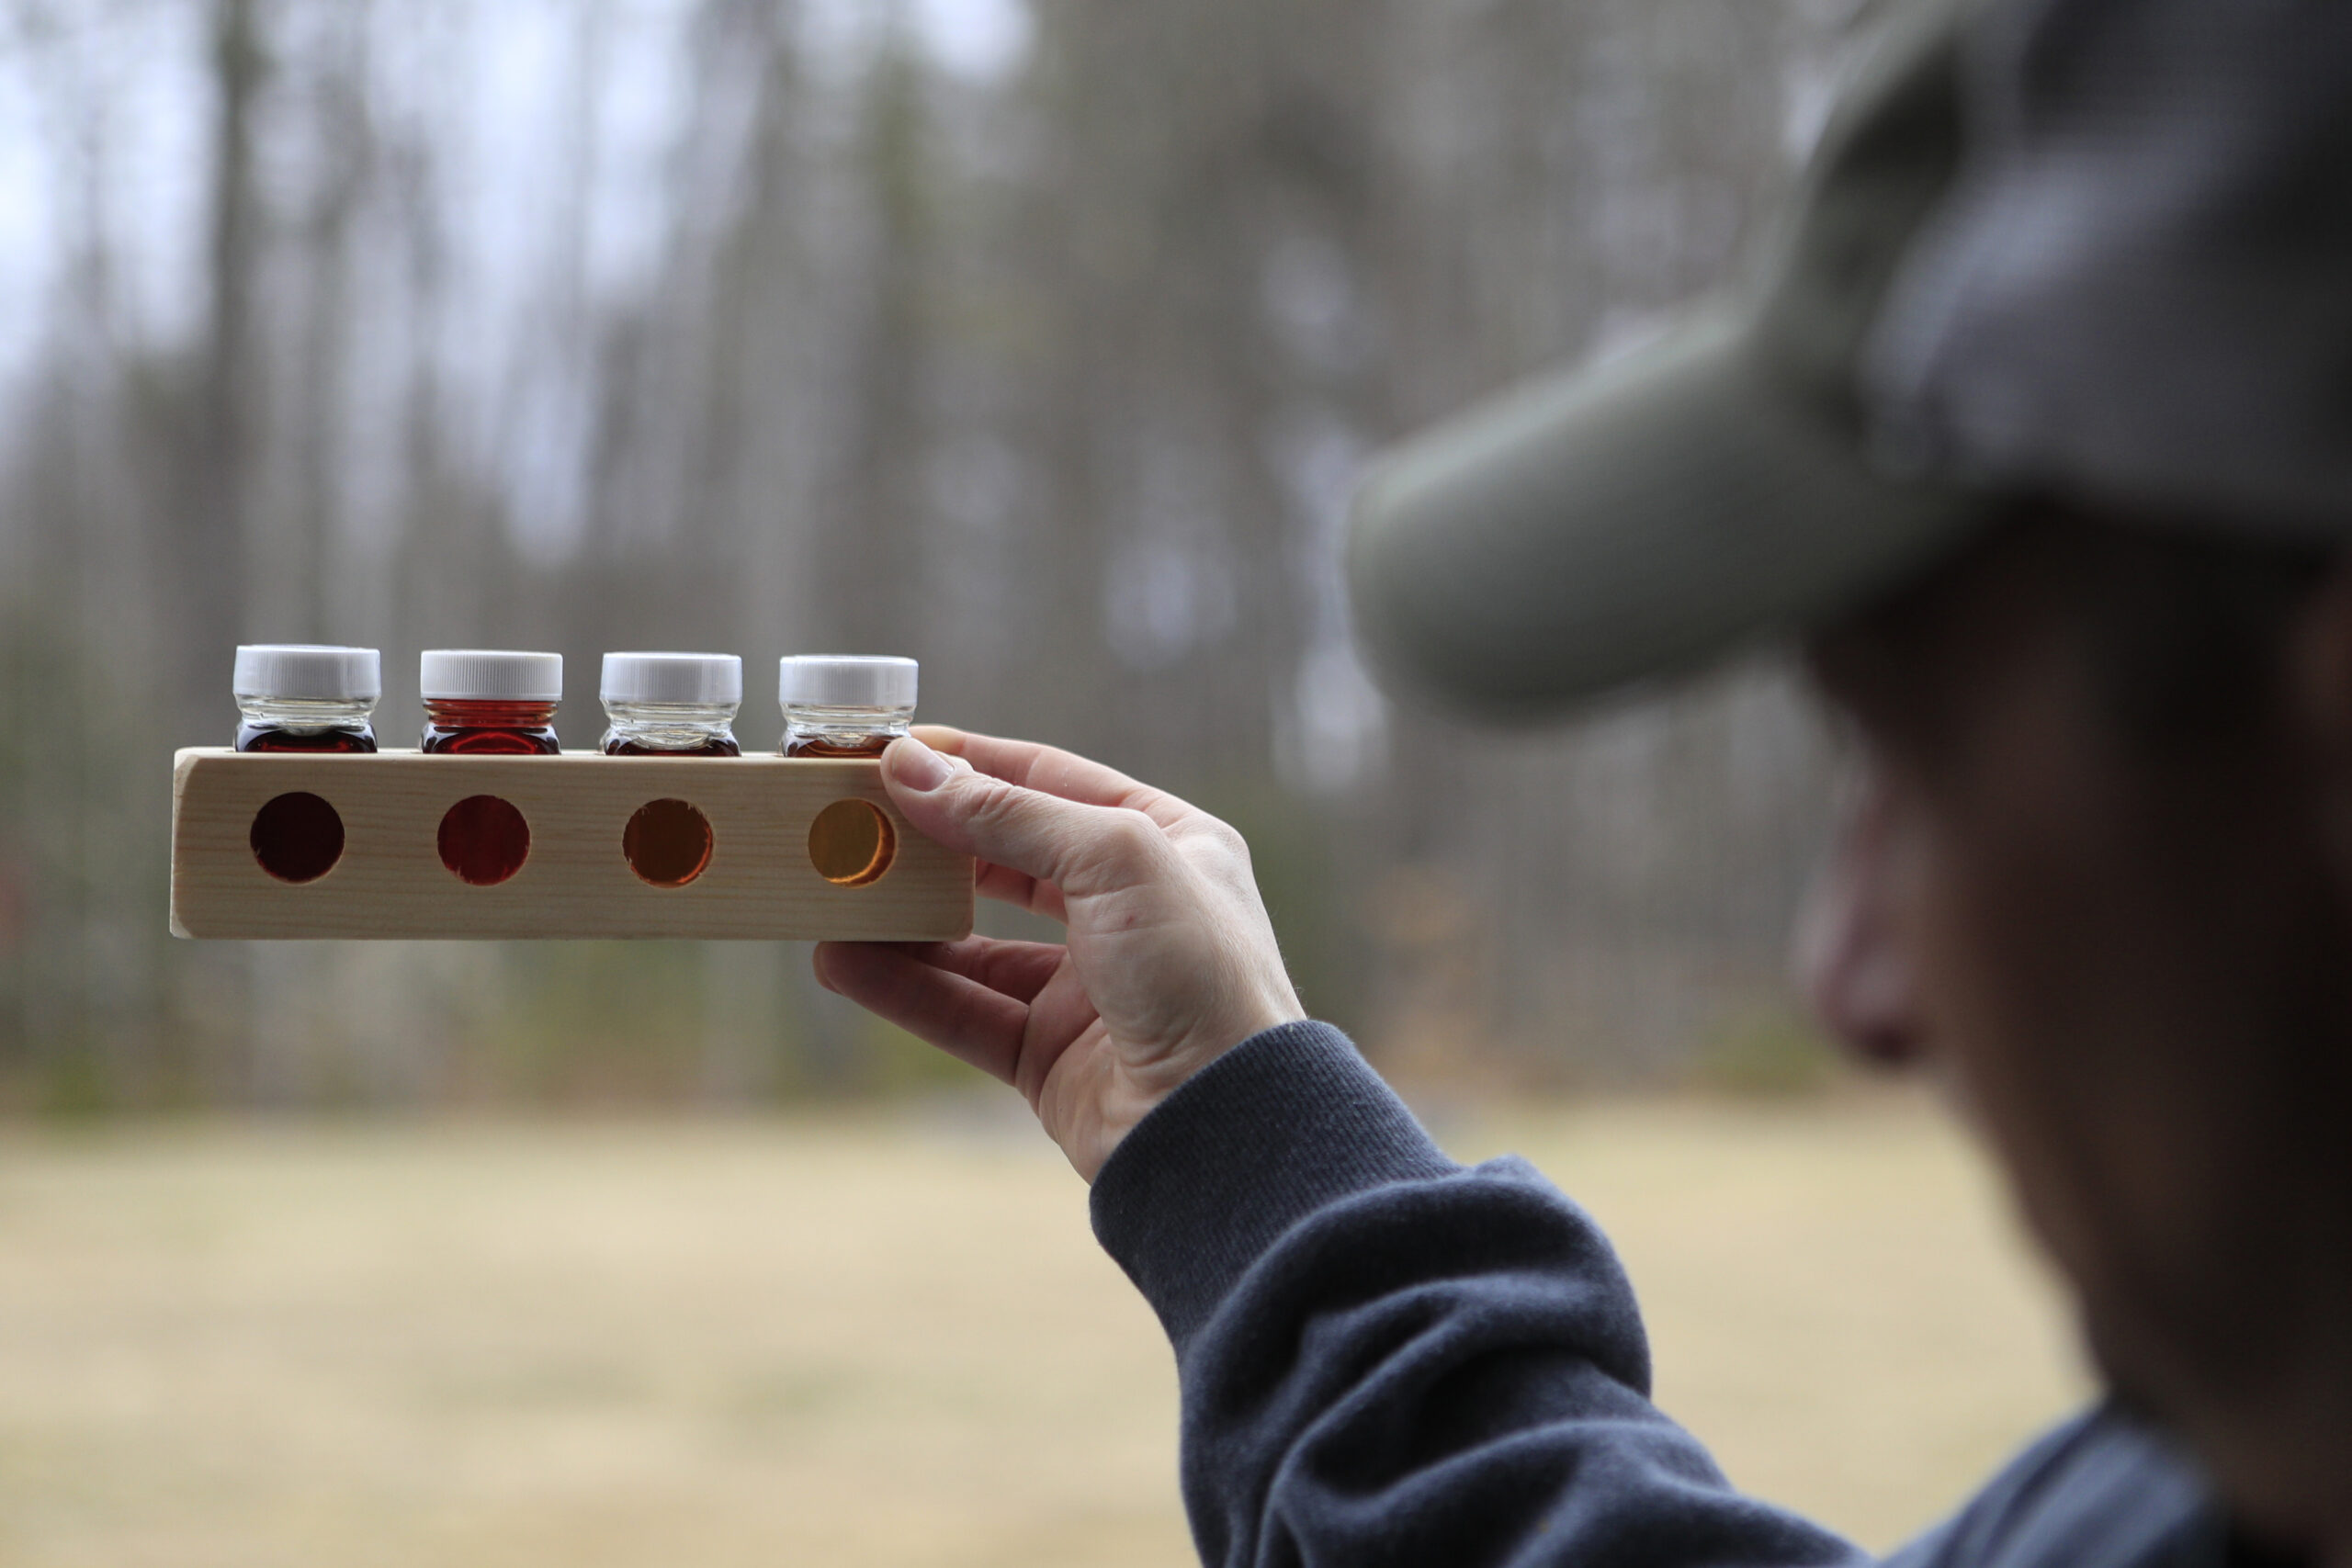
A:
622 798 714 887
437 795 531 886
250 791 346 884
807 798 895 886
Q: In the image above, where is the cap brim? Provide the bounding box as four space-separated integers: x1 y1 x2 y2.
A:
1346 304 1990 720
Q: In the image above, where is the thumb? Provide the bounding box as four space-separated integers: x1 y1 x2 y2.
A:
881 736 1167 897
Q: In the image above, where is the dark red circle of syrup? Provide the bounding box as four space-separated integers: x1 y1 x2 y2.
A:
436 795 531 886
251 792 346 884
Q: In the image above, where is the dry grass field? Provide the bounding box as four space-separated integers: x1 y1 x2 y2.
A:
0 1089 2087 1567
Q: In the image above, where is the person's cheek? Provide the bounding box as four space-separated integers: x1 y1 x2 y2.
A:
1904 788 2132 1317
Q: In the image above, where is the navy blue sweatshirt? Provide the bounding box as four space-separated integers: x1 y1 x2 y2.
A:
1090 1022 2251 1568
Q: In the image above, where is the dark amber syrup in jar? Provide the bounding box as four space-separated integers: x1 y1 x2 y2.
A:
605 737 741 757
421 699 561 754
237 725 378 753
784 735 891 758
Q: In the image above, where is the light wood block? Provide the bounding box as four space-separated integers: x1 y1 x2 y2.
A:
170 749 973 942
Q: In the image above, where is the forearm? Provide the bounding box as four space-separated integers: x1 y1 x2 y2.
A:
1092 1023 1864 1568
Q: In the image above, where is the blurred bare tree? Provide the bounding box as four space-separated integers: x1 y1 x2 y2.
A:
0 0 1868 1111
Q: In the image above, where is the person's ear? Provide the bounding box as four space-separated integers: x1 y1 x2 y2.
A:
2290 553 2352 877
1792 762 1928 1069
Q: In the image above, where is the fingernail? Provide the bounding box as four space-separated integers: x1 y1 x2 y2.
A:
887 736 952 792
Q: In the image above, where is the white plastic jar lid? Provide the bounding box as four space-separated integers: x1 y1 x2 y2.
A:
419 649 563 701
233 645 381 702
777 655 918 709
601 651 742 705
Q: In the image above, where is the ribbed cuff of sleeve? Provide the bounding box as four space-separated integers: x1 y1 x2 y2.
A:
1089 1021 1460 1351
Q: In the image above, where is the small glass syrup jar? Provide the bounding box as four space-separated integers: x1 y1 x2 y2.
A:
777 656 918 757
233 644 381 752
600 652 742 756
419 649 563 754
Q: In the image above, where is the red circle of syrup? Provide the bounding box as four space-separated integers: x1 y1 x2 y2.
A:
436 795 531 886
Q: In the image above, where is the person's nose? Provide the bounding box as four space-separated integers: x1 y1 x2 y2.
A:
1793 777 1930 1069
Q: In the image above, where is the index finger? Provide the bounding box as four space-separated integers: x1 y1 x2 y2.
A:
914 727 1195 829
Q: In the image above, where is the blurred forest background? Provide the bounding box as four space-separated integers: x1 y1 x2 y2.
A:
0 0 1870 1112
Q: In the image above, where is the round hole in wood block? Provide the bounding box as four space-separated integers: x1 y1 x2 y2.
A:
808 798 895 887
623 798 713 888
437 795 531 886
250 791 345 884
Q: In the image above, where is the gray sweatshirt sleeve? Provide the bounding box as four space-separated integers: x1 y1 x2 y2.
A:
1089 1020 1870 1568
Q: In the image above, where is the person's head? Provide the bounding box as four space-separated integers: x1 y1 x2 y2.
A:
1343 0 2352 1550
1799 504 2352 1549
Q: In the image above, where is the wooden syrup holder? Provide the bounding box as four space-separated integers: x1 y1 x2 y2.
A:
169 749 974 942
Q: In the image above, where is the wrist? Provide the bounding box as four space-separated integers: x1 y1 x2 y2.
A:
1077 1001 1306 1180
1159 992 1308 1105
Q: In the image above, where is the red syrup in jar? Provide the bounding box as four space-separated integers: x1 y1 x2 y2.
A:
421 699 561 755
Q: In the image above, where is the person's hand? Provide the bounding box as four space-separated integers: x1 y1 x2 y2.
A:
811 728 1306 1180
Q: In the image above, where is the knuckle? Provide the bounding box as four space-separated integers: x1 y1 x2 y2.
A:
1092 807 1168 872
1103 807 1163 858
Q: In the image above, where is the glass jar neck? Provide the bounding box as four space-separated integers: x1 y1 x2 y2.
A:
423 697 560 728
601 699 740 753
236 695 378 732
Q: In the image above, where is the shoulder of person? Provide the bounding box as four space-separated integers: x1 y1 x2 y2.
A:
1883 1403 2239 1568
